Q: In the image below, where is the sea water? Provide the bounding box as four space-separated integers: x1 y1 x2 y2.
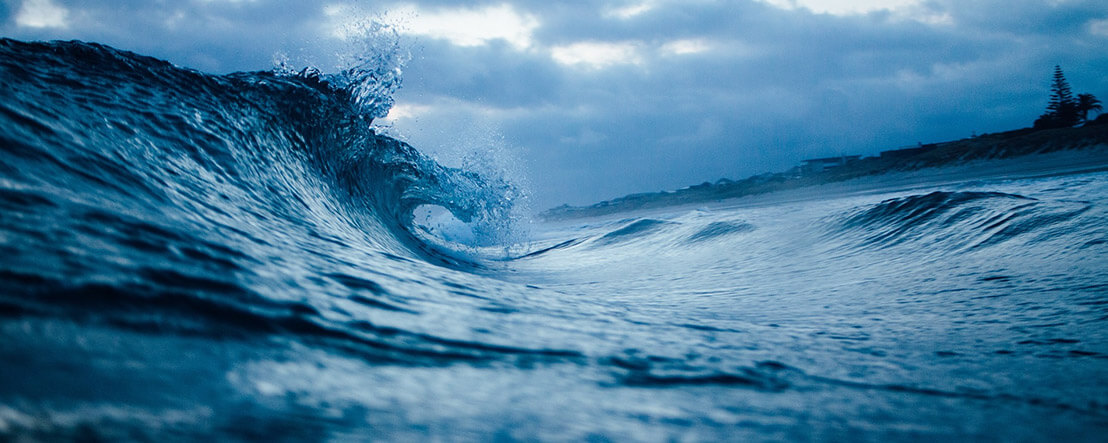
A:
1 39 1106 441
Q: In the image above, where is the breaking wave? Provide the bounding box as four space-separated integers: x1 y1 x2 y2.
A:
2 38 1107 441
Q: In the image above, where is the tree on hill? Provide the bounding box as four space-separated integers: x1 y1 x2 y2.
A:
1034 65 1080 129
1077 93 1103 122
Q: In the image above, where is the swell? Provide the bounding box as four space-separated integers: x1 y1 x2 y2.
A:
832 191 1092 253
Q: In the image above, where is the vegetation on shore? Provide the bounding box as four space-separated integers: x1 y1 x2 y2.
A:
1034 66 1102 129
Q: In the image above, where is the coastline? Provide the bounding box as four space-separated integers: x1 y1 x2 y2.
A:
540 124 1108 221
702 147 1108 212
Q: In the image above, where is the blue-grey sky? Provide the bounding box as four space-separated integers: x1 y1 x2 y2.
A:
3 0 1107 208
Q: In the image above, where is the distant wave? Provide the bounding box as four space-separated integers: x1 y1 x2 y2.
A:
833 191 1092 252
687 220 756 243
593 219 675 245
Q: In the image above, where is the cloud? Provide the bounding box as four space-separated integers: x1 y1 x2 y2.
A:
383 102 435 121
756 0 923 15
605 1 655 19
379 3 539 49
550 41 643 68
1090 18 1108 36
15 0 68 28
660 39 711 55
398 38 564 108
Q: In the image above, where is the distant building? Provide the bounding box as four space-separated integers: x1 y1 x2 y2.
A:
800 155 860 174
880 144 935 159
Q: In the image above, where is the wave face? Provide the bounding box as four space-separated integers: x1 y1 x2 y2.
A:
3 39 1108 440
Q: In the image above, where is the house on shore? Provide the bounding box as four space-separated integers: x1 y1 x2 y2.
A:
801 155 861 175
880 143 936 159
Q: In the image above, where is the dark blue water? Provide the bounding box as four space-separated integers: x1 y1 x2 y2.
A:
1 39 1107 441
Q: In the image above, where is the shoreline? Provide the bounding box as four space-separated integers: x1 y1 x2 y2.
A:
539 144 1108 223
540 124 1108 221
706 147 1108 210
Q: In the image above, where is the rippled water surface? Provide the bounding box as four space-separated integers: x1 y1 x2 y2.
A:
1 39 1107 441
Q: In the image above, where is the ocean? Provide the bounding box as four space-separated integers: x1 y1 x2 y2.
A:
1 39 1106 441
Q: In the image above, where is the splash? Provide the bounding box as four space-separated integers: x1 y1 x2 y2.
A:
269 17 531 252
273 17 410 121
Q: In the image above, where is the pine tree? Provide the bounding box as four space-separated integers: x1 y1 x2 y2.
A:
1042 65 1079 127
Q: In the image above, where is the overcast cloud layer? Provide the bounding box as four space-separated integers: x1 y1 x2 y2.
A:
3 0 1107 208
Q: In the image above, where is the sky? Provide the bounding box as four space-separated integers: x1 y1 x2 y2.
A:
2 0 1107 209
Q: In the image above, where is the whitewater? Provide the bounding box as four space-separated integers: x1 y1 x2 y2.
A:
1 39 1106 441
